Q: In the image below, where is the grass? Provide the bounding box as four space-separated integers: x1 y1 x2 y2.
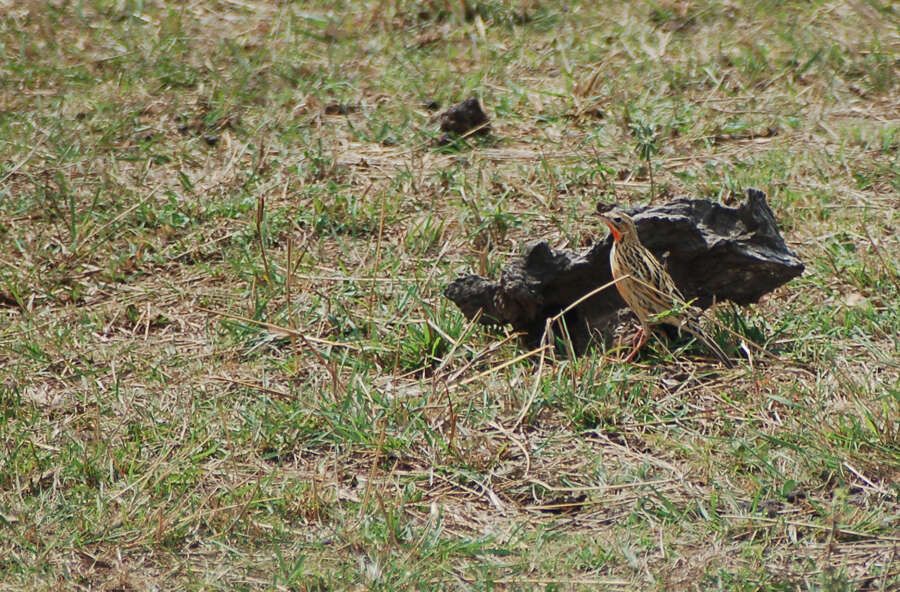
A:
1 0 899 590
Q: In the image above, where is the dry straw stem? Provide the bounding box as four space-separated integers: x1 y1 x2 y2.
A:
200 306 357 398
513 276 626 429
198 307 368 351
719 515 900 544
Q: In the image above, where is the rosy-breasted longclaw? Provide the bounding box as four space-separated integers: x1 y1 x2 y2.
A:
596 204 734 367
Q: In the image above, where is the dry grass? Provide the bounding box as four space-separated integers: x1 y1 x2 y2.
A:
1 0 899 590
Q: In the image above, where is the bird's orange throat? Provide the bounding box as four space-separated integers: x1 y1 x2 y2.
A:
605 223 622 242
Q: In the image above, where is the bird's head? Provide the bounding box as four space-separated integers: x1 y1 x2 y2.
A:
595 203 637 243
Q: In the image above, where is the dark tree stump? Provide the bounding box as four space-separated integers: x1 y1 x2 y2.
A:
444 189 804 352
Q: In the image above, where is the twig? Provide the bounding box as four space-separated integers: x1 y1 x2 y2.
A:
78 187 161 252
0 128 47 185
286 237 298 372
198 307 369 350
358 420 388 520
862 223 900 295
256 194 273 285
368 184 384 330
489 419 531 477
721 514 900 542
453 344 552 389
435 309 482 372
208 376 292 400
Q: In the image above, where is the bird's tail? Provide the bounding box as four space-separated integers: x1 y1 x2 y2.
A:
681 318 734 368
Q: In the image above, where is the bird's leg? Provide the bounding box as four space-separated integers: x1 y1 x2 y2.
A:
630 326 644 347
623 325 650 362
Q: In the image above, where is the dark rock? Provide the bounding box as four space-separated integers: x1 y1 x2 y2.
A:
444 189 804 352
324 102 355 115
438 97 490 144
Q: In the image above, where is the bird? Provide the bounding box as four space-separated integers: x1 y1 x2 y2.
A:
596 204 734 367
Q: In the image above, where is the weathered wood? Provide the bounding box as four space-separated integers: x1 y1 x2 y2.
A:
444 189 804 352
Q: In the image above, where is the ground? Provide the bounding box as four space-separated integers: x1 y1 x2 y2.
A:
1 1 898 590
